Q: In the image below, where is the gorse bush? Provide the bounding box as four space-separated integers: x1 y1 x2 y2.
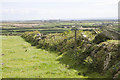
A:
21 30 120 78
22 31 42 46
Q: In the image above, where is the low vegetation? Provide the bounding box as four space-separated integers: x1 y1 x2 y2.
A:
2 36 86 78
21 30 120 78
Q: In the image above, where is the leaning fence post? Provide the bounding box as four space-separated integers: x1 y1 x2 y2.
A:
71 23 79 49
72 25 78 48
75 29 77 42
75 28 77 49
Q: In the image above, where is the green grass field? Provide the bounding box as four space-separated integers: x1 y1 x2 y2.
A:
2 36 86 78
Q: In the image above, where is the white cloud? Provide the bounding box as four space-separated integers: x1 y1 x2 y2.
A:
1 0 89 3
1 0 119 20
1 0 119 3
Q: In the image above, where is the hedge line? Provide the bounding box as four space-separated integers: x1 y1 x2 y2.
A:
21 30 120 78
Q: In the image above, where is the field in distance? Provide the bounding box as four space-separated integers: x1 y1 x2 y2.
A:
0 20 118 35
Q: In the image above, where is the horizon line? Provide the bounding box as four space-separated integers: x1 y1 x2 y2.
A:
1 18 118 22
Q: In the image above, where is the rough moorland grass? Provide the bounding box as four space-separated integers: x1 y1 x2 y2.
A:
2 36 86 78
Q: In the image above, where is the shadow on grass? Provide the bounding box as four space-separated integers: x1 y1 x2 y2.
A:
32 43 105 78
55 49 106 78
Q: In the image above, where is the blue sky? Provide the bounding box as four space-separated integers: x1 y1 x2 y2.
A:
1 0 119 21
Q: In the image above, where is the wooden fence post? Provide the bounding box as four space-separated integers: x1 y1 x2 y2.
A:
75 29 77 42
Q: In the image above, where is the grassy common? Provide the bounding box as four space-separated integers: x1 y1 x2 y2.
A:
2 36 87 78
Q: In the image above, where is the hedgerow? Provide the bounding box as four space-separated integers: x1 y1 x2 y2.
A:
21 30 120 78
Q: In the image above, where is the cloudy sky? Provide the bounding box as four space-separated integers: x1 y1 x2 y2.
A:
1 0 119 21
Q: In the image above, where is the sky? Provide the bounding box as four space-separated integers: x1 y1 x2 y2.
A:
0 0 119 21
